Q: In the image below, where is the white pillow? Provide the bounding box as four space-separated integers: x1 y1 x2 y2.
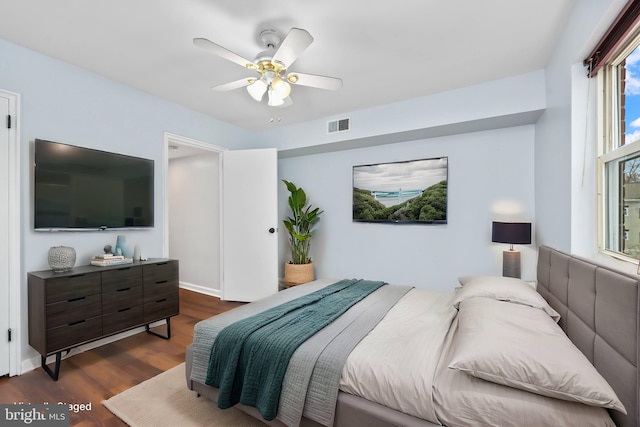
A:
452 275 560 322
458 275 531 288
448 297 626 414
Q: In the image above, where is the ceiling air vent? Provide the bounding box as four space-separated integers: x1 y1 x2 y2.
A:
327 118 350 134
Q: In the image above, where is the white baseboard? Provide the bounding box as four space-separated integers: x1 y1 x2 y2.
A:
179 281 221 298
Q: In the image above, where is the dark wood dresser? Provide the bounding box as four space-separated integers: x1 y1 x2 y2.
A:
28 259 179 380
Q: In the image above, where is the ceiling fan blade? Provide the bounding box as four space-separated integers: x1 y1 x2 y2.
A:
193 38 257 70
287 72 342 91
272 28 313 68
211 78 255 92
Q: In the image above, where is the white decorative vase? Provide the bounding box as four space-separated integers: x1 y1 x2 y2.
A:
133 245 141 261
48 246 76 273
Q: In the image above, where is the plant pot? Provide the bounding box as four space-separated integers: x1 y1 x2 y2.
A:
284 262 314 286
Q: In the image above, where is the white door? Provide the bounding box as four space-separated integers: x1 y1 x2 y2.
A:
0 95 10 376
221 148 278 302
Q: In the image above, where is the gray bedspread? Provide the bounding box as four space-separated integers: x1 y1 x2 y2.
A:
190 279 412 427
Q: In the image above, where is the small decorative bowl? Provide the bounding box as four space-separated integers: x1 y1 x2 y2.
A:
48 246 76 272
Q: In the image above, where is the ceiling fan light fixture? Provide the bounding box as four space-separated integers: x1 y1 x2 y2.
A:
267 89 285 107
194 27 341 108
247 78 267 101
271 76 291 98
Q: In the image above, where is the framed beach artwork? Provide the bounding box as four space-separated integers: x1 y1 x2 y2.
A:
352 156 448 224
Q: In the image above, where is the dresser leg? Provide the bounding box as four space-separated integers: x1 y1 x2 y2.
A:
41 352 62 381
146 317 171 339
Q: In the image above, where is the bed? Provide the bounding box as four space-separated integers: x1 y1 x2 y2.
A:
185 246 639 427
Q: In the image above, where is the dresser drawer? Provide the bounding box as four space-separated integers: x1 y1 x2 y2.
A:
143 279 177 304
103 305 144 335
143 261 178 284
47 316 102 353
102 286 143 314
46 294 102 329
101 266 143 292
46 273 101 303
144 297 179 323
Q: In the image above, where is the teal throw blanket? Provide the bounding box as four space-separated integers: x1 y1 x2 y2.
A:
205 279 385 420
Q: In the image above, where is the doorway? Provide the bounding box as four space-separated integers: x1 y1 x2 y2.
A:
163 134 279 302
163 133 225 297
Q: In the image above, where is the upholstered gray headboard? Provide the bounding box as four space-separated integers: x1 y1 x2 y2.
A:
536 246 639 427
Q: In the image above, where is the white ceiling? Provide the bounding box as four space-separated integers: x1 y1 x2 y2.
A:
0 0 575 132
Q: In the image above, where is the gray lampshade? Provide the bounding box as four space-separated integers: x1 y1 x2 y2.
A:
491 221 532 245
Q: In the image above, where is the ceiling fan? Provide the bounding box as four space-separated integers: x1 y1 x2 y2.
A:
193 28 342 107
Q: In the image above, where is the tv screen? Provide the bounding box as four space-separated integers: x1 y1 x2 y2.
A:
34 139 154 230
352 156 448 224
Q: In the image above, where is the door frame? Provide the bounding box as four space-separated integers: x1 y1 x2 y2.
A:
162 132 227 296
2 89 21 376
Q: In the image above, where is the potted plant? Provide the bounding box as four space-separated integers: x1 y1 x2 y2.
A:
282 180 323 285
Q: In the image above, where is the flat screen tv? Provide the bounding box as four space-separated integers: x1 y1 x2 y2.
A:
34 139 154 231
352 156 448 224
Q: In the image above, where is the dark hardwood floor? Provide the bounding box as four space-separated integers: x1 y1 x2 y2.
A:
0 288 244 426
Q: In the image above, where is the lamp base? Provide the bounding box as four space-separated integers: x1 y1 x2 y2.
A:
503 250 521 278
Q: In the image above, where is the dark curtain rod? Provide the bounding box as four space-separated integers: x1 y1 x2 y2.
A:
584 0 640 77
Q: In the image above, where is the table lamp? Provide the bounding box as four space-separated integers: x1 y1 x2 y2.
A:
491 221 532 278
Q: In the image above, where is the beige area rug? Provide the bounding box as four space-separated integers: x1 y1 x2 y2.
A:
103 363 267 427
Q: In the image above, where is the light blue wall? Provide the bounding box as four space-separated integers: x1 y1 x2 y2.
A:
260 70 545 152
535 0 626 259
0 38 254 366
271 72 545 290
278 125 536 291
0 38 253 270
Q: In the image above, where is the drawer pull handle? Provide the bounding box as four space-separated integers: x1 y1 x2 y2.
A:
117 287 131 292
156 298 167 303
155 280 168 285
69 320 86 326
157 262 169 266
68 274 86 278
117 267 131 271
118 307 131 312
68 297 86 302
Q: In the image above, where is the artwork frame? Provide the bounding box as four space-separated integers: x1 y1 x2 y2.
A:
352 156 448 224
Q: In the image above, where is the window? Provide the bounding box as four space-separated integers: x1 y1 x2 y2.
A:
601 39 640 259
590 1 640 260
